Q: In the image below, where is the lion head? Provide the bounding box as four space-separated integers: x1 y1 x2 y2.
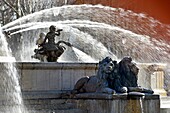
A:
97 57 117 80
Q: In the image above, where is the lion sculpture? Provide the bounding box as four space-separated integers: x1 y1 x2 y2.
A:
115 56 154 94
72 56 154 95
72 57 117 94
118 56 138 87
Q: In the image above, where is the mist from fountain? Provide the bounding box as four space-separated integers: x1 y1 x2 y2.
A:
4 21 119 62
2 5 170 87
2 20 169 63
0 28 26 113
2 4 169 63
2 4 170 92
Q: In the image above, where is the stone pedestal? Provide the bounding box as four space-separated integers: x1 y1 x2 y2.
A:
138 63 167 96
151 71 167 96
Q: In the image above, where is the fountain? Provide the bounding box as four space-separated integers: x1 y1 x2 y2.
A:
0 28 26 113
1 4 170 113
2 5 170 63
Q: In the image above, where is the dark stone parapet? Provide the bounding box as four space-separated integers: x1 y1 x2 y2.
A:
23 91 160 113
23 91 159 100
16 62 98 70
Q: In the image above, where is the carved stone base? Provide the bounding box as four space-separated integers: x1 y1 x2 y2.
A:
138 63 167 96
153 89 167 97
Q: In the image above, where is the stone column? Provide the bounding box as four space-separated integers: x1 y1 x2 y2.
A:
138 63 167 96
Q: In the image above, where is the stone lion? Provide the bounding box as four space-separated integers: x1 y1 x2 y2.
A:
72 56 154 94
118 56 139 87
72 57 117 94
116 56 154 94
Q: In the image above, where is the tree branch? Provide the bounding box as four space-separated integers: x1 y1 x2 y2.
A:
2 0 20 18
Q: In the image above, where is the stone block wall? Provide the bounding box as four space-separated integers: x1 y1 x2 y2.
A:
23 92 160 113
17 63 98 91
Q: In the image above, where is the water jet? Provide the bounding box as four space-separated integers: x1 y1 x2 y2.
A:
0 28 26 113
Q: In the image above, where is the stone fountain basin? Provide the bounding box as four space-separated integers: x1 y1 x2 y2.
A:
23 91 160 113
0 62 166 113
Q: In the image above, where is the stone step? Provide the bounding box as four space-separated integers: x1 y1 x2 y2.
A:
25 102 77 110
27 109 87 113
160 97 170 113
22 91 70 100
161 108 170 113
22 91 161 113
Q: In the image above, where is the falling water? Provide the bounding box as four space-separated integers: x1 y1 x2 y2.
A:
71 46 97 62
0 28 26 113
2 4 169 63
3 20 170 63
3 21 118 62
1 3 170 86
139 98 144 113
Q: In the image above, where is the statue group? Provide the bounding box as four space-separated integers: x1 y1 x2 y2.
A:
31 25 153 95
31 25 72 62
72 56 154 95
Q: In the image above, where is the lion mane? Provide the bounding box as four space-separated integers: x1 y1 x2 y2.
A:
118 56 139 87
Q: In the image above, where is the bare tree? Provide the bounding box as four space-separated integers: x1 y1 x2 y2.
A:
0 0 22 25
0 0 75 26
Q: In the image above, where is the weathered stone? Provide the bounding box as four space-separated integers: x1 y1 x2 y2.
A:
23 91 160 113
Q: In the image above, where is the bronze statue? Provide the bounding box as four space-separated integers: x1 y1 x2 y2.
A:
31 25 72 62
41 25 63 51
